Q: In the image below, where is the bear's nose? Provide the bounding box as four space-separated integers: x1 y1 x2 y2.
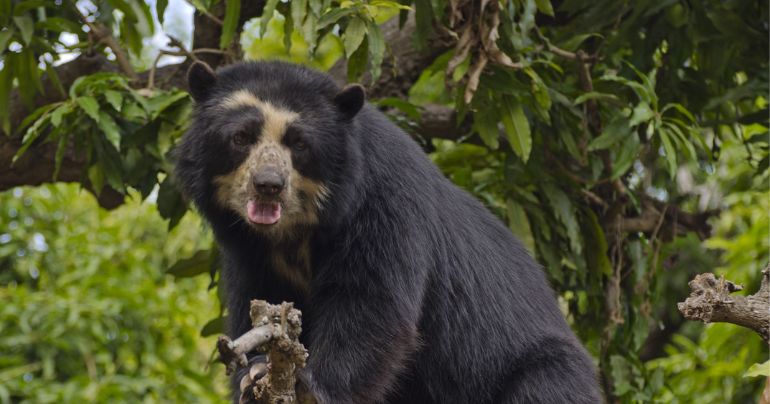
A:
252 169 285 197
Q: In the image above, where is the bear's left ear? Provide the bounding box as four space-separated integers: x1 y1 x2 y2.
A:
334 84 365 120
187 61 217 102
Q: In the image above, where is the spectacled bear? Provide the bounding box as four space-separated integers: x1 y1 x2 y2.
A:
175 60 601 404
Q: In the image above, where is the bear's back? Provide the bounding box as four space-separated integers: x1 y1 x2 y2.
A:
347 104 586 403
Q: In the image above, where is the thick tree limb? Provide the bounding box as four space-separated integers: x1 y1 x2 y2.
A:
678 265 770 342
605 196 715 240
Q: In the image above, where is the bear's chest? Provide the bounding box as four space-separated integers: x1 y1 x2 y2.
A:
269 237 312 295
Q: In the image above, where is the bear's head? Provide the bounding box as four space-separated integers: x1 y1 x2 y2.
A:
175 61 365 240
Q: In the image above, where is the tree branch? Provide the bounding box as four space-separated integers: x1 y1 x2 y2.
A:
678 265 770 342
602 196 715 240
217 300 310 404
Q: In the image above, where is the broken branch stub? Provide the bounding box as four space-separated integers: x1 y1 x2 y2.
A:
678 265 770 342
217 300 310 404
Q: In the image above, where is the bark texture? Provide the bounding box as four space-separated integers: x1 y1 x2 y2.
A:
217 300 310 404
678 265 770 342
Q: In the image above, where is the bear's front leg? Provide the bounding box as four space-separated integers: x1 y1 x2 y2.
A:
303 257 427 404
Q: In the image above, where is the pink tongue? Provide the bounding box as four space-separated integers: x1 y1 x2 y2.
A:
246 201 282 225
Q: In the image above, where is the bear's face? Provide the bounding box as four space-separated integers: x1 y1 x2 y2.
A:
178 62 364 240
207 89 331 238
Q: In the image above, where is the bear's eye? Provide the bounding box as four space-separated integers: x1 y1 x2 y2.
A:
292 139 308 151
232 131 251 147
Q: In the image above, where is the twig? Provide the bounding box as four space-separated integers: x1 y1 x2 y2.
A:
146 35 227 90
581 189 608 209
69 1 138 80
533 27 590 61
199 9 224 26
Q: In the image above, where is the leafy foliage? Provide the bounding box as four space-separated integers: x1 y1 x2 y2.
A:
0 0 767 402
0 185 226 403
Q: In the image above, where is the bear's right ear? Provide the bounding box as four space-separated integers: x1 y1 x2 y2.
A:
334 84 365 120
187 62 217 102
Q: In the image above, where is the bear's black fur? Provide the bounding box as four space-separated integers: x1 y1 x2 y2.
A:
175 61 601 404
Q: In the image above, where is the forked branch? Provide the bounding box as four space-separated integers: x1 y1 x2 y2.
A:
217 300 311 404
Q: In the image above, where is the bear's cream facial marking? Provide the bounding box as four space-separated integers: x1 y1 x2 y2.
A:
212 90 330 240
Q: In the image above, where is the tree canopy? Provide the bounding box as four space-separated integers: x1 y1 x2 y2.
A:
1 0 768 402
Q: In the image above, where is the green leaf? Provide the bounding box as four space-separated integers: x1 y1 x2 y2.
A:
12 49 39 107
88 164 105 195
660 102 695 123
200 316 225 337
506 199 534 252
412 0 432 46
157 175 187 229
12 15 33 45
474 107 500 149
53 131 70 180
15 102 56 134
104 90 123 112
167 250 211 278
588 117 632 151
220 0 241 48
44 62 65 98
611 131 640 179
629 102 654 127
13 106 53 162
156 0 169 24
37 17 81 33
574 91 622 106
302 11 318 54
524 68 551 118
290 0 307 30
260 0 280 35
346 36 368 81
318 7 356 29
600 74 654 105
0 27 14 51
374 97 420 120
283 7 293 52
542 183 581 255
500 97 532 162
343 17 367 58
584 209 611 275
97 111 121 150
664 122 697 161
145 91 188 119
534 0 554 16
366 19 385 81
76 96 101 123
658 128 677 177
93 134 124 192
50 102 73 127
557 33 602 52
744 360 770 378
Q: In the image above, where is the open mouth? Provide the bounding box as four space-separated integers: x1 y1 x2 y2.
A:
246 200 282 225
